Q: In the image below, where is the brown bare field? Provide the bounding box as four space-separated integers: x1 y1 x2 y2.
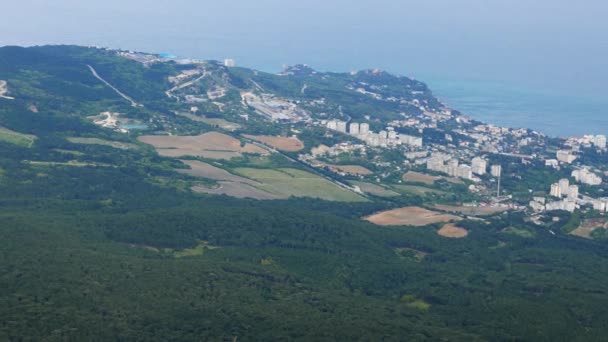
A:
139 132 268 159
326 164 373 175
438 224 469 238
243 134 304 152
403 171 462 185
571 218 608 239
177 160 260 185
365 206 461 226
434 204 509 216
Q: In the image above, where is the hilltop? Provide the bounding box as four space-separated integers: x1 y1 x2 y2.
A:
2 45 608 341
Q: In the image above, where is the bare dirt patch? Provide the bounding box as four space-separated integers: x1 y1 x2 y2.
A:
139 132 268 159
243 134 304 152
434 204 508 216
438 223 469 238
571 218 608 239
365 206 461 226
0 80 14 99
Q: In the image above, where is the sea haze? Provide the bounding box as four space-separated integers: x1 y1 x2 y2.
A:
2 0 606 137
422 77 608 138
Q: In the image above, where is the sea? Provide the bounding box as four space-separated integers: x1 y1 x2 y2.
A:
419 77 608 138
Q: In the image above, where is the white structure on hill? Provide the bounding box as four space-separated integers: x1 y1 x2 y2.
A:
593 135 607 149
223 59 236 67
556 150 577 164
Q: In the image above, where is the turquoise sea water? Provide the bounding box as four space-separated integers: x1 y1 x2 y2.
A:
422 77 607 138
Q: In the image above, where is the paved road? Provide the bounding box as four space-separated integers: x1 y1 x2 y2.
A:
88 65 141 107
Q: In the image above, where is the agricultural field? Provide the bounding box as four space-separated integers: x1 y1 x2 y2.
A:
234 168 366 202
350 181 400 197
434 204 509 216
178 160 280 200
67 137 139 150
324 164 373 176
365 206 461 226
403 171 462 185
0 127 36 147
392 184 447 196
192 182 281 200
139 132 267 159
177 160 259 185
243 134 305 152
437 223 469 238
176 113 242 131
571 218 608 239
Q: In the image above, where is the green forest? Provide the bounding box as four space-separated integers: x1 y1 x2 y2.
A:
2 45 608 341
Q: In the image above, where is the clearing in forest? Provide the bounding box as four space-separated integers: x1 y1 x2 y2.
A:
365 206 460 226
139 132 267 159
571 218 608 239
243 134 304 152
437 223 469 238
0 127 36 147
67 137 138 150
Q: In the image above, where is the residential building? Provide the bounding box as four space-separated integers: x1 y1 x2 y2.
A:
491 165 502 177
471 157 487 175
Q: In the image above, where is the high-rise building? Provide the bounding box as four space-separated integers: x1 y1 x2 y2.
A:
359 123 370 135
378 130 388 139
223 59 236 67
550 183 562 197
572 168 603 186
593 135 607 149
568 185 579 200
336 121 347 133
491 165 502 177
349 123 360 135
558 178 570 195
471 157 487 176
326 120 338 130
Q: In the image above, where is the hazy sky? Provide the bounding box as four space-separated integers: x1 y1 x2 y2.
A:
2 0 607 95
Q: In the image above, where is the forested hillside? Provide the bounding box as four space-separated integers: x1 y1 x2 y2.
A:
2 46 608 341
